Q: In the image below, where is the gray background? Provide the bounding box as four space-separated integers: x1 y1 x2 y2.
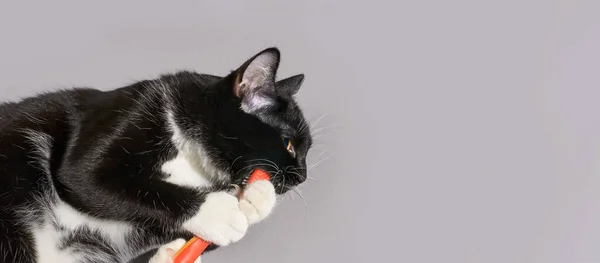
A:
1 1 599 263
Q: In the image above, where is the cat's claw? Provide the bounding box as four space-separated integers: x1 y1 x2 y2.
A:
182 191 248 247
148 238 201 263
239 180 277 225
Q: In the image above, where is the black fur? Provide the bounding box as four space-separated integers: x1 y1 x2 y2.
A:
0 47 312 262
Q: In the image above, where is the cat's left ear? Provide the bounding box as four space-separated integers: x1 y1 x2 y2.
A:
233 48 280 112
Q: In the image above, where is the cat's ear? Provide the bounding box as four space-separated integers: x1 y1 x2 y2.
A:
233 48 280 112
276 74 304 97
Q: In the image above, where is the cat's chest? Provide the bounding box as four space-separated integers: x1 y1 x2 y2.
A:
160 150 218 189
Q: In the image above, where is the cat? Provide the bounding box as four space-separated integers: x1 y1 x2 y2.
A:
0 47 312 263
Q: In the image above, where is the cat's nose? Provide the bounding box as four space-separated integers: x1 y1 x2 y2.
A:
298 171 308 184
284 167 307 185
291 171 307 185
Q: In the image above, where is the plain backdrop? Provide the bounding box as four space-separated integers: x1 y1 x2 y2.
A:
1 1 600 263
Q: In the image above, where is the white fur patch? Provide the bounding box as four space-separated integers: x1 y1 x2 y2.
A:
53 200 133 246
34 222 78 263
238 180 277 225
181 191 248 247
161 153 212 188
32 200 134 263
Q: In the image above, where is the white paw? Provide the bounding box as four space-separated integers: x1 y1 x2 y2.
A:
239 180 277 225
148 239 201 263
182 191 248 247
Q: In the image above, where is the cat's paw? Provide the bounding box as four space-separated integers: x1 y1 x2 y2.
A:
239 180 277 225
182 191 248 247
148 239 201 263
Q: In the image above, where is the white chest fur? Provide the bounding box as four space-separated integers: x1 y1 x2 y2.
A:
163 110 222 189
161 153 213 188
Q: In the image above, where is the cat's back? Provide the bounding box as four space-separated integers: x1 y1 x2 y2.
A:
0 86 141 132
0 89 88 129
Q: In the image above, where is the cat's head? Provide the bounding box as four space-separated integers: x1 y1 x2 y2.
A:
175 48 312 194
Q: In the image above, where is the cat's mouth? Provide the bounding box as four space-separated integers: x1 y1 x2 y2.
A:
240 170 270 185
239 172 285 194
239 169 267 188
240 173 253 188
236 168 305 195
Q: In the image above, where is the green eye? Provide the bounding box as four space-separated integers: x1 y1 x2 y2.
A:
282 137 295 156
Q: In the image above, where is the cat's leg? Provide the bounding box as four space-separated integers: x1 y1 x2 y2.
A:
174 180 276 251
147 180 276 261
148 238 201 263
59 160 256 253
147 180 276 263
181 191 248 247
180 180 277 247
238 180 277 225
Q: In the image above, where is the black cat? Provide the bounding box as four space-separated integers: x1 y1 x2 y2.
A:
0 47 312 263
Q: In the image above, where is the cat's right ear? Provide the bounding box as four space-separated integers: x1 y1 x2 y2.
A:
276 74 304 97
233 48 281 113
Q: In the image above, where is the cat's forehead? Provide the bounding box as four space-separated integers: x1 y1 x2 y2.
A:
256 98 309 137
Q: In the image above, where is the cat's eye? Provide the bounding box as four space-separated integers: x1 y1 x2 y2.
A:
282 137 295 156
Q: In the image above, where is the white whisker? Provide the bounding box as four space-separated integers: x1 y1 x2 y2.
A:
311 149 329 162
311 124 342 136
235 163 279 175
308 155 331 170
229 156 243 170
243 158 280 169
310 113 329 130
293 187 308 221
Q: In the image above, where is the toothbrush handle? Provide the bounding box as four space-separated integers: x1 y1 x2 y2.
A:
173 237 208 263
